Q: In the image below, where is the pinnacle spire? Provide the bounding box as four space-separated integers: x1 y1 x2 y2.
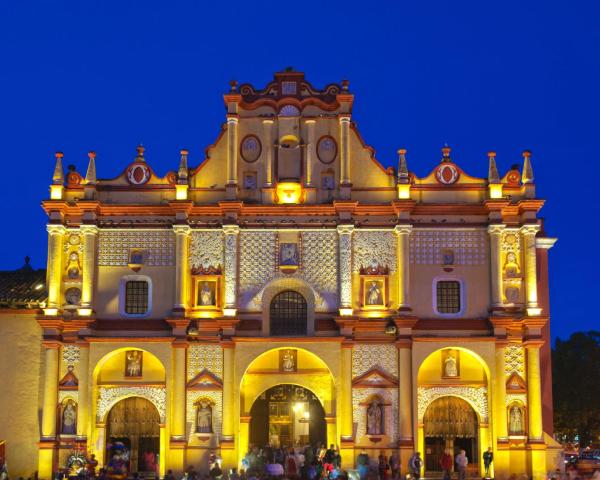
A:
178 149 189 183
488 151 500 184
52 152 64 185
441 144 452 163
85 151 97 185
397 149 409 184
135 144 145 163
522 150 534 184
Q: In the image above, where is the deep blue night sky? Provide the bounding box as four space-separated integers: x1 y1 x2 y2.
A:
1 1 598 341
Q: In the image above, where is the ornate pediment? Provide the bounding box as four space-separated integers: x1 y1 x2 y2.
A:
59 366 78 390
352 367 398 389
187 368 223 391
506 372 527 393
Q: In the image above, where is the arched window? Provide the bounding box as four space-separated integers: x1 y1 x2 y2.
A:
270 290 307 336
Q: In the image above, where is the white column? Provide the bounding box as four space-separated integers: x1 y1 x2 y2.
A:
171 343 187 439
46 225 66 310
337 225 354 314
488 224 505 307
262 119 274 187
80 225 98 310
223 225 240 315
173 225 190 310
227 114 239 186
339 115 351 185
77 343 90 438
304 119 316 187
521 224 541 315
495 344 508 440
394 225 412 310
526 342 544 441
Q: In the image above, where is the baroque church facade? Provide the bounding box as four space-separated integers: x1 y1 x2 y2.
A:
0 70 560 479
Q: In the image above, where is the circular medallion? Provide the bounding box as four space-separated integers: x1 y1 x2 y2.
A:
317 136 337 164
240 135 262 163
68 234 80 245
126 163 151 185
506 170 520 185
504 233 517 245
65 287 82 305
435 164 460 185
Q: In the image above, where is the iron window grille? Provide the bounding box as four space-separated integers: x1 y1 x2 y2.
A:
436 280 461 314
125 280 149 314
270 290 307 335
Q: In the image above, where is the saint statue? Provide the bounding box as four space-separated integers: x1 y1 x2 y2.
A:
126 351 142 377
504 286 520 304
282 350 295 372
444 352 458 377
366 401 383 435
509 405 524 434
504 252 520 278
197 402 212 433
200 282 214 306
366 281 383 305
62 401 77 435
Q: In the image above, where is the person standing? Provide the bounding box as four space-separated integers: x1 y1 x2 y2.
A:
388 452 400 480
483 447 493 478
357 450 370 480
408 452 422 480
377 452 388 480
439 449 453 480
455 450 468 480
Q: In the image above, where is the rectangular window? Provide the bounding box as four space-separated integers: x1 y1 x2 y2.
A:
436 280 461 314
125 281 149 314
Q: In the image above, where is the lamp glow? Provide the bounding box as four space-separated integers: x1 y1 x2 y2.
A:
50 185 63 200
175 184 188 200
489 183 503 199
223 308 237 317
339 307 353 316
276 182 302 204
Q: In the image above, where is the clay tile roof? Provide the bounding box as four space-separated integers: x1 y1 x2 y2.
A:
0 266 47 309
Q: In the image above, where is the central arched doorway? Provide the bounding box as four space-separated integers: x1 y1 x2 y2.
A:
106 397 160 475
423 397 478 474
249 384 326 449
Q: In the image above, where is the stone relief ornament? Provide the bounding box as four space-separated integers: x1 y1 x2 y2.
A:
97 386 166 422
352 344 398 379
187 391 222 438
98 230 175 266
410 230 486 265
188 345 223 381
125 350 143 377
506 393 527 407
442 349 460 378
505 344 526 379
352 388 398 442
280 349 297 372
417 386 488 423
353 231 396 273
62 344 81 366
189 231 224 270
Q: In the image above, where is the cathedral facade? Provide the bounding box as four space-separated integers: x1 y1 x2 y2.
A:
0 70 560 479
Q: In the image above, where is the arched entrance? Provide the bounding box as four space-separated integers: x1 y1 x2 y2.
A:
106 397 161 475
423 396 478 473
249 384 326 449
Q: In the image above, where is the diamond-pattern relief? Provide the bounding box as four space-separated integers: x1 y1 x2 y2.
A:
188 345 223 381
189 231 224 269
410 229 486 265
352 344 398 379
98 230 175 266
239 232 277 296
505 344 525 379
353 231 396 272
301 231 338 308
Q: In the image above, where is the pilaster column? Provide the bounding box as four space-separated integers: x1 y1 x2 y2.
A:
80 225 98 310
173 225 191 310
521 224 541 315
262 119 274 187
488 224 505 308
77 343 90 439
171 342 188 439
340 342 354 440
46 225 66 311
223 225 240 315
304 119 316 187
227 115 239 186
394 225 412 310
222 344 235 440
398 344 413 442
526 342 544 441
339 115 351 185
495 344 508 440
337 225 354 314
41 342 60 439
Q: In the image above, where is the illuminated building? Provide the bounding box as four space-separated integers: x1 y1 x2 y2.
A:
0 70 559 479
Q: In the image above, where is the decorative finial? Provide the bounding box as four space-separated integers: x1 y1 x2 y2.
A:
229 80 238 92
341 79 350 91
178 149 189 182
488 151 500 184
522 150 533 184
52 151 65 185
135 145 145 162
85 151 97 185
441 145 451 162
397 148 409 184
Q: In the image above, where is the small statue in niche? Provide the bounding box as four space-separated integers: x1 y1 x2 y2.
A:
444 352 458 377
366 400 383 435
504 286 520 304
509 405 524 434
503 252 521 278
282 350 295 372
66 252 81 279
196 401 212 433
199 282 214 306
442 248 454 266
366 281 383 305
125 350 142 377
62 400 77 435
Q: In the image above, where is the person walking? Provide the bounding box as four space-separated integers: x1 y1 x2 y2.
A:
455 450 468 480
408 452 422 480
440 449 453 480
483 447 493 478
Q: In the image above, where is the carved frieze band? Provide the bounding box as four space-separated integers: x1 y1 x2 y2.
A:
410 229 486 265
417 386 488 423
98 230 175 266
97 386 166 423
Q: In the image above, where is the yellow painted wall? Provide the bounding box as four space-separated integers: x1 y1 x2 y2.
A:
0 314 42 478
96 349 166 384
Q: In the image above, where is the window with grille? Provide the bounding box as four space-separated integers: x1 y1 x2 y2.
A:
436 281 461 314
125 280 149 314
270 290 307 336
